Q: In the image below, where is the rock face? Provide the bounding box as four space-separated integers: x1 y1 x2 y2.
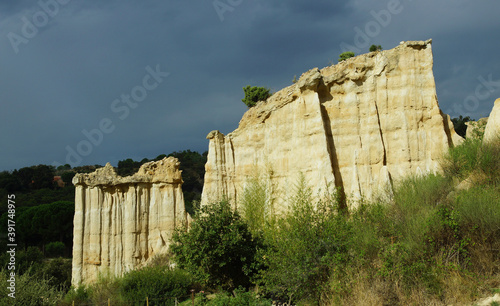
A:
466 117 488 139
71 157 188 286
201 40 463 209
484 98 500 142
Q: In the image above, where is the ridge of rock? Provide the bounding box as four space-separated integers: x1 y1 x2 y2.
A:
201 39 463 209
484 98 500 142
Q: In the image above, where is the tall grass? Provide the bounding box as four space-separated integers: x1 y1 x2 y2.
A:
236 138 500 305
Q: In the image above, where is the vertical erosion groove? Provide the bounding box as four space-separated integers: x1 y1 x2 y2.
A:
317 84 347 209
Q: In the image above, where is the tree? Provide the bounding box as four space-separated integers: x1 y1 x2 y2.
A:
171 200 260 290
338 51 355 62
451 115 472 138
16 201 74 249
242 85 271 108
369 44 382 52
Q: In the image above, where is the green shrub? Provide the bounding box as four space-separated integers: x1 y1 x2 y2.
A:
45 241 65 258
454 186 500 234
202 288 272 305
442 137 483 180
257 176 351 304
338 51 355 62
390 174 452 250
0 268 63 305
239 176 276 236
63 285 92 305
242 86 271 108
0 246 44 275
119 266 193 305
41 257 72 291
369 45 382 52
442 136 500 185
171 200 260 290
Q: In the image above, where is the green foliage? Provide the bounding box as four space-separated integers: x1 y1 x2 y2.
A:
453 185 500 235
442 137 482 180
41 257 72 290
196 288 272 305
63 285 91 305
242 86 271 108
442 137 500 184
168 150 208 215
15 201 74 249
63 267 195 305
117 158 142 176
369 44 382 52
451 115 472 138
239 176 275 235
257 176 350 304
338 51 355 62
45 241 66 258
0 268 64 305
0 246 44 275
171 200 260 290
119 266 193 305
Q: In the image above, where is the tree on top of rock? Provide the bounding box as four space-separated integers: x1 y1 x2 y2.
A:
242 85 271 108
338 51 355 62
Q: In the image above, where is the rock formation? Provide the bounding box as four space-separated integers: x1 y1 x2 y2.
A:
466 117 488 139
201 39 463 210
71 157 188 286
484 98 500 143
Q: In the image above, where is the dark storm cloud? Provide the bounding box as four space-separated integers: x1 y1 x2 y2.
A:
1 0 500 171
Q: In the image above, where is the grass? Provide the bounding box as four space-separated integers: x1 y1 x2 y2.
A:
29 133 500 306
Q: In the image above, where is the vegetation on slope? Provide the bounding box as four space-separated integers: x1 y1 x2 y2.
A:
1 137 498 305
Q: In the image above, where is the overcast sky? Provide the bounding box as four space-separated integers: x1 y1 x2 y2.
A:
1 0 499 171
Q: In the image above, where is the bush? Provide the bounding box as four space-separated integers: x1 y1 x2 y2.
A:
369 44 382 52
199 288 272 305
171 200 260 290
119 266 193 305
242 86 271 108
442 137 500 185
41 257 72 291
239 175 276 235
257 176 350 304
45 241 65 258
338 51 355 62
0 268 63 305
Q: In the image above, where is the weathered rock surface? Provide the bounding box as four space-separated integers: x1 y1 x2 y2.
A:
71 157 188 286
484 98 500 142
465 117 488 139
201 40 463 209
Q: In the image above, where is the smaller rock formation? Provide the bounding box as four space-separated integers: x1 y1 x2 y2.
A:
71 157 188 286
465 117 488 139
484 98 500 142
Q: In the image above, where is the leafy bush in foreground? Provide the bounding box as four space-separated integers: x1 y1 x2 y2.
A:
171 200 261 290
119 266 193 305
0 268 64 305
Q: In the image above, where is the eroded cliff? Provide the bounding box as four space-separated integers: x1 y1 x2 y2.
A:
201 40 463 209
71 157 188 286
